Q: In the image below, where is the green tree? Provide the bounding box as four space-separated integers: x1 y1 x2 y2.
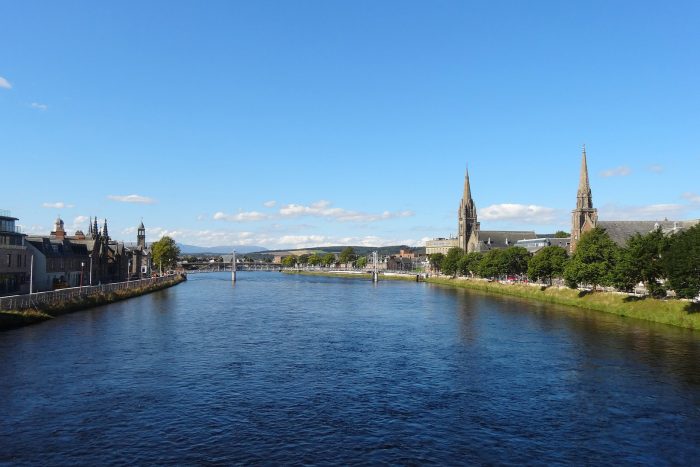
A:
308 253 321 266
356 256 368 268
554 230 570 238
502 247 531 276
663 224 700 299
281 255 297 267
298 254 310 266
458 252 483 277
322 253 336 267
338 247 357 266
441 247 465 277
527 246 569 285
478 249 507 278
151 236 181 270
428 253 445 273
614 229 667 296
564 228 619 290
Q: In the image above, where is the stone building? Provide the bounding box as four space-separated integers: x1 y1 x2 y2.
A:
126 220 152 278
570 146 699 251
0 210 29 295
27 216 128 291
454 167 537 253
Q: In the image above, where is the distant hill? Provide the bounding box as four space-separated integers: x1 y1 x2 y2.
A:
245 245 424 258
177 243 267 254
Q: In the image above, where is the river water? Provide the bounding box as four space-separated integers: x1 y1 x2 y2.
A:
1 272 700 465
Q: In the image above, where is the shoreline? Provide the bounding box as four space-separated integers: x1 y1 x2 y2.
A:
282 270 420 282
284 270 700 331
426 277 700 331
0 275 186 332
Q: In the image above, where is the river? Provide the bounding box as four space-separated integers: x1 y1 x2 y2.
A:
1 272 700 464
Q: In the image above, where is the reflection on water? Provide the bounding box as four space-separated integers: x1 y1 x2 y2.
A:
1 272 699 464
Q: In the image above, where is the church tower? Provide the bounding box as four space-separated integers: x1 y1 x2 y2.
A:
137 220 146 249
457 166 480 252
570 145 598 252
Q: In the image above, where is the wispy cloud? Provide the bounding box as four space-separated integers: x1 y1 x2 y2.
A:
107 194 156 204
118 227 423 250
682 192 700 204
0 76 11 89
30 102 48 111
648 164 664 173
213 211 269 222
600 166 632 177
599 203 687 220
263 200 277 208
42 201 74 209
70 215 90 231
279 200 414 223
479 203 559 224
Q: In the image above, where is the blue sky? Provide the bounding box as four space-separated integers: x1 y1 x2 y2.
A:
1 1 698 249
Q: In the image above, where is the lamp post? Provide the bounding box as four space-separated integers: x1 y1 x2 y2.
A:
89 254 93 286
29 255 34 295
80 261 85 290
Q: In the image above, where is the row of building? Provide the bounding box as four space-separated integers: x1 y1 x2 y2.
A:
0 212 153 296
427 147 698 255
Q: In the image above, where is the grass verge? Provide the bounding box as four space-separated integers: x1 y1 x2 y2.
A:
0 276 186 332
427 277 700 330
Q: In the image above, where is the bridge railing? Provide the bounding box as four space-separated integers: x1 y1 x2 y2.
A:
0 274 180 311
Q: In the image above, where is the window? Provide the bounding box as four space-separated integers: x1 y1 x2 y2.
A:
17 254 21 268
6 254 11 267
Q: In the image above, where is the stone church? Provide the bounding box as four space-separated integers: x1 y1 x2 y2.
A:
571 146 698 252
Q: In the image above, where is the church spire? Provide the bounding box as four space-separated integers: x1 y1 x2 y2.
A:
571 145 598 252
463 165 472 201
102 218 109 240
576 144 593 209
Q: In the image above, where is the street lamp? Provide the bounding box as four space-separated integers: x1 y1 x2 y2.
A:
80 261 85 290
88 254 93 286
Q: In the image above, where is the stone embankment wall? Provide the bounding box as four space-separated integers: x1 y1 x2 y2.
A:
0 274 183 311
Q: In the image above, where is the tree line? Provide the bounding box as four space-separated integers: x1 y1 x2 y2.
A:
428 224 700 299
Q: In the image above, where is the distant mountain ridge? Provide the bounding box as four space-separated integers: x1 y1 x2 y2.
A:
177 243 268 254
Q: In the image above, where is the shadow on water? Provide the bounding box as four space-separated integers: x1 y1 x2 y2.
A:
431 283 700 387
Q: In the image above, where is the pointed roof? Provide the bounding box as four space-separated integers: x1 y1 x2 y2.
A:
463 165 473 201
138 219 145 229
578 145 590 194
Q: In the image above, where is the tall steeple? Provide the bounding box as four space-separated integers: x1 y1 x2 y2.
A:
137 219 146 249
458 165 480 252
571 145 598 252
577 145 593 209
102 218 109 240
93 217 99 239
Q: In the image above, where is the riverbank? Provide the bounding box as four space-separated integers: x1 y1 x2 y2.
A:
283 270 420 282
427 277 700 330
0 275 186 332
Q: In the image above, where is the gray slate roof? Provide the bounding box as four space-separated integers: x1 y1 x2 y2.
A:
598 220 699 246
477 230 537 251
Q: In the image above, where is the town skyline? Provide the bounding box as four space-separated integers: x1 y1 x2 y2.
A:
2 1 699 249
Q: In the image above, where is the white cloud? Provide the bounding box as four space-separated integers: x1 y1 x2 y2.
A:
599 203 687 220
0 77 11 89
682 192 700 204
278 200 414 223
107 194 156 204
479 203 559 224
70 215 90 231
600 166 632 177
263 200 277 208
30 102 48 111
213 211 269 222
42 201 74 209
117 226 423 250
649 164 664 173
